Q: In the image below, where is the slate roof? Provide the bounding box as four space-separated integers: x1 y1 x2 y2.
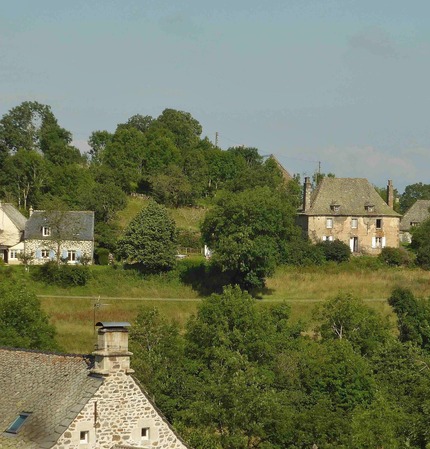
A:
1 203 27 231
0 348 103 449
269 155 293 182
400 200 430 231
300 177 401 217
24 211 94 241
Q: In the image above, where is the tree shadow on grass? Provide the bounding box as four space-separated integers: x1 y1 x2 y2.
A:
177 260 274 298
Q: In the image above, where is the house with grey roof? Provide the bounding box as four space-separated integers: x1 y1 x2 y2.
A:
297 177 401 254
0 202 27 264
400 199 430 243
24 209 95 264
0 322 190 449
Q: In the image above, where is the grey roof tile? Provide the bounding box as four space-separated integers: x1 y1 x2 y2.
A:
24 210 94 241
400 199 430 231
0 348 103 449
300 177 401 217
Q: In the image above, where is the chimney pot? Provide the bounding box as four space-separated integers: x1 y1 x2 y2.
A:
387 180 394 208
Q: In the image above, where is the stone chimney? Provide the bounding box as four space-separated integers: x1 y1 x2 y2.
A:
303 177 312 211
387 180 394 208
91 322 134 376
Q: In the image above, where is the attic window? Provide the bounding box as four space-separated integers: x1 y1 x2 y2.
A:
80 430 89 444
330 203 340 212
365 204 375 212
141 427 150 440
42 226 51 237
5 413 31 434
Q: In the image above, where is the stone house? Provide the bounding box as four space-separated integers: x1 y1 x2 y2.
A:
0 202 27 264
296 177 401 254
0 322 190 449
399 199 430 243
24 209 95 264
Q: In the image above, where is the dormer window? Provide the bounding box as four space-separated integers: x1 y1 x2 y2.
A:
365 204 375 213
330 203 341 213
42 226 51 237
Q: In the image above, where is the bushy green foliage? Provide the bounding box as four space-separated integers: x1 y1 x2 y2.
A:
0 280 58 350
95 247 110 265
388 287 430 350
378 246 413 267
317 239 351 263
116 201 177 273
281 238 325 266
32 261 91 287
201 186 300 291
315 293 390 356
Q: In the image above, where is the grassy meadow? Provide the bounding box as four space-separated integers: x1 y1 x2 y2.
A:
25 260 430 353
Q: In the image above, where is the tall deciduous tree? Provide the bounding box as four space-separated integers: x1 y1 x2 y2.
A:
201 186 300 290
116 201 177 272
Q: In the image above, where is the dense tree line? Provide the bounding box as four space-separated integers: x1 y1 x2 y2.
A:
129 286 430 449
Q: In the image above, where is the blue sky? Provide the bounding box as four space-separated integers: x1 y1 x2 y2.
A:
1 1 430 191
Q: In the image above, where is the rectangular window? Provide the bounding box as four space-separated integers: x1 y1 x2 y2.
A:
410 221 419 227
41 249 49 259
376 219 382 229
326 218 333 229
322 236 333 242
42 226 51 236
5 413 31 434
141 428 150 440
80 431 89 444
68 250 76 262
351 218 358 229
9 250 20 259
375 237 382 248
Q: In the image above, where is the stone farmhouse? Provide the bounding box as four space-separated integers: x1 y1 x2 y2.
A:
24 209 95 265
0 202 27 264
0 322 190 449
399 199 430 243
297 177 401 254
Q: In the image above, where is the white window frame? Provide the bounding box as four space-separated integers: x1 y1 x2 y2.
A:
41 249 50 259
80 430 89 444
326 218 333 229
351 218 358 229
68 250 76 262
141 427 150 441
9 250 20 259
42 226 51 237
322 235 334 242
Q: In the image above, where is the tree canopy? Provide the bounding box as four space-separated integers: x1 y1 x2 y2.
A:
116 201 177 272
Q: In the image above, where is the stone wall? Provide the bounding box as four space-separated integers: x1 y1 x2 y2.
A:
24 239 94 264
53 372 188 449
305 215 400 254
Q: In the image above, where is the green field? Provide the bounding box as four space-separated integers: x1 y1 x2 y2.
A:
23 261 429 353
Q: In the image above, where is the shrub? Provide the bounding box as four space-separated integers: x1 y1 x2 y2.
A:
281 239 325 266
378 247 413 267
96 248 110 265
416 244 430 270
317 240 351 263
32 261 91 287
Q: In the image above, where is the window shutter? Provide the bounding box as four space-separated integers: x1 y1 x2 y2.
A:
49 250 55 260
329 236 334 242
77 250 82 261
35 249 41 259
62 249 68 259
381 237 386 248
371 237 376 248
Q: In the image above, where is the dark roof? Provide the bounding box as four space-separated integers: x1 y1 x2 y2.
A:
400 200 430 231
24 211 94 241
269 155 293 182
96 322 131 328
1 203 27 231
300 177 401 217
0 348 102 449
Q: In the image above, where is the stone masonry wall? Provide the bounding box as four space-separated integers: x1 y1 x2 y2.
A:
24 239 94 264
53 372 188 449
306 215 400 254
